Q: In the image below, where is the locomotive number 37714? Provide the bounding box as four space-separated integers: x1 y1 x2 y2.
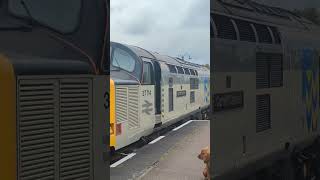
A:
142 89 152 96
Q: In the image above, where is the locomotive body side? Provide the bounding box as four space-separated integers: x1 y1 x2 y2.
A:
211 7 320 179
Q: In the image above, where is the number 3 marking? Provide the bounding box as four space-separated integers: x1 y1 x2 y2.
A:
104 92 110 110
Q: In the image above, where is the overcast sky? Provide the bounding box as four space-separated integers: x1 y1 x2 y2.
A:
111 0 210 65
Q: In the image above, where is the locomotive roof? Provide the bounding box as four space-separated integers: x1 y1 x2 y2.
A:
212 0 320 31
111 41 208 70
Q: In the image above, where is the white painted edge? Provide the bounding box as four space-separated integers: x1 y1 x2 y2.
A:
110 153 136 168
172 120 193 131
148 136 166 144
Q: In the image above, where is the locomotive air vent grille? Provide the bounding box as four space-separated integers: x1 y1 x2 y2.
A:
256 53 283 89
270 54 283 87
17 78 93 180
235 19 256 42
115 87 128 123
256 53 269 89
59 80 92 179
254 24 272 44
256 94 271 132
128 86 139 129
116 86 140 128
212 14 237 40
18 80 56 180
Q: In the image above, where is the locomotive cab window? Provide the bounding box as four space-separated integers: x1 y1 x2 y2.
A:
142 61 154 85
110 45 142 81
112 48 136 72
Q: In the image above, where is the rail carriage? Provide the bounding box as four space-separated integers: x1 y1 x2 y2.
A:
212 0 320 179
110 42 210 150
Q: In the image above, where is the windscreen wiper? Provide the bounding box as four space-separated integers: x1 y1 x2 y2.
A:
111 56 122 71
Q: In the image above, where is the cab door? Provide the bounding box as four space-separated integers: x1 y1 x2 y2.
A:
140 58 156 134
153 61 162 125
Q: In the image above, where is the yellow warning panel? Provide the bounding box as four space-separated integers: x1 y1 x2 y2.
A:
110 78 116 148
0 54 16 180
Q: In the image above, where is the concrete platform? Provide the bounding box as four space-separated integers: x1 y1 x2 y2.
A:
110 120 210 180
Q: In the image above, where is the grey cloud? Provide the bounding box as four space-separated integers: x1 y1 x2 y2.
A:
180 0 210 29
124 14 155 35
111 0 210 65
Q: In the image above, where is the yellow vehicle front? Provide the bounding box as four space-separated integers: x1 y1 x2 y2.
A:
110 79 116 149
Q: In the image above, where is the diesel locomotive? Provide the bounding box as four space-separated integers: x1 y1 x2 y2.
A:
110 42 210 150
212 0 320 179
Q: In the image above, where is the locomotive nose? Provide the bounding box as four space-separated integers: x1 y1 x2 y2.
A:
110 78 116 149
0 54 16 179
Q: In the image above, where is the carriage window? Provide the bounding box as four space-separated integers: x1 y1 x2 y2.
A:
184 68 190 75
112 48 136 72
142 62 153 84
177 66 184 74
